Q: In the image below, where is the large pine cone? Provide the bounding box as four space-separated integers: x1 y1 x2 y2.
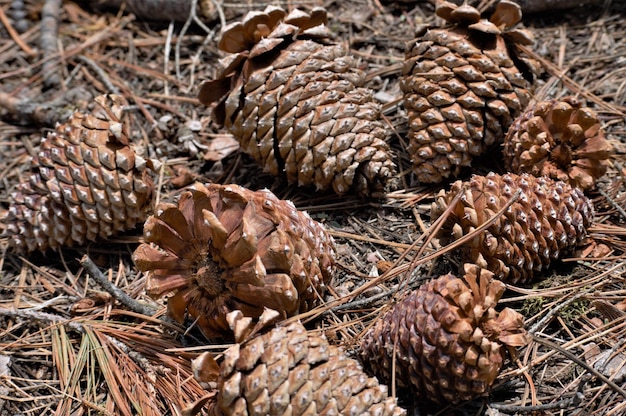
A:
431 172 594 284
198 6 397 195
190 316 405 416
359 264 529 404
504 97 611 190
133 183 336 339
3 95 156 252
401 1 537 183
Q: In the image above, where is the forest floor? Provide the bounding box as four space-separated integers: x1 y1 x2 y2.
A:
0 0 625 415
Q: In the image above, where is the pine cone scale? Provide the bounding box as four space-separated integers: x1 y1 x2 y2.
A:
363 265 529 404
3 95 156 252
195 319 404 415
402 1 537 183
200 7 397 195
133 184 336 339
432 172 593 283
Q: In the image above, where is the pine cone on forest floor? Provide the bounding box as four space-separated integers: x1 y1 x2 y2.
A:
402 0 539 183
504 96 611 190
133 183 336 339
3 94 157 252
431 172 594 284
187 311 406 416
199 6 397 196
359 263 529 405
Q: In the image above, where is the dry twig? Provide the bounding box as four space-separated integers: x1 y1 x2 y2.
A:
0 89 81 125
40 0 63 88
80 255 157 317
0 6 35 56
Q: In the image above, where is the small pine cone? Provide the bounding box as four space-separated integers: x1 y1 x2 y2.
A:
401 1 538 183
504 97 611 190
359 264 529 404
198 6 397 195
431 172 594 283
191 318 406 416
132 183 336 339
3 95 156 252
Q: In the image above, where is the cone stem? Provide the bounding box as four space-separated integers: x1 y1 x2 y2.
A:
194 255 225 297
551 144 572 167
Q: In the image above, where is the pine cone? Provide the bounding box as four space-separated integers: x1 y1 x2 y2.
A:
198 6 397 195
132 183 336 339
504 97 611 190
3 95 156 252
359 264 529 404
431 172 594 284
190 315 406 416
401 1 538 183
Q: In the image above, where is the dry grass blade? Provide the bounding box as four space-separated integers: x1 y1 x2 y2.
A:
83 327 134 416
0 305 205 415
93 319 206 412
515 45 625 114
51 325 83 416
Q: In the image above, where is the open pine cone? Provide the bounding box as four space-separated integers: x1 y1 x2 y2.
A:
504 97 611 190
198 6 397 195
188 312 405 416
133 183 336 339
359 264 529 404
3 94 156 252
401 0 538 183
431 172 594 284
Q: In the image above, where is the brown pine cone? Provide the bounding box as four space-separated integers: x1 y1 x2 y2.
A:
431 172 594 284
401 1 538 183
3 95 156 252
189 316 406 416
198 6 397 195
359 264 529 404
132 183 336 339
504 97 611 190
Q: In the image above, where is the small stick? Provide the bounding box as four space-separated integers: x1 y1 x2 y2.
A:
532 334 626 399
80 255 157 317
175 0 214 81
0 89 76 126
163 21 175 96
0 6 36 56
0 306 85 333
598 188 626 221
490 396 583 412
40 0 63 89
528 290 592 335
76 55 120 94
0 306 161 387
513 0 604 13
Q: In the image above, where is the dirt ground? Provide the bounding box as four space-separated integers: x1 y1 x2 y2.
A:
0 0 625 415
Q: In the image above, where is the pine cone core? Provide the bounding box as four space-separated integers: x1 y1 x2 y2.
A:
193 257 225 297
